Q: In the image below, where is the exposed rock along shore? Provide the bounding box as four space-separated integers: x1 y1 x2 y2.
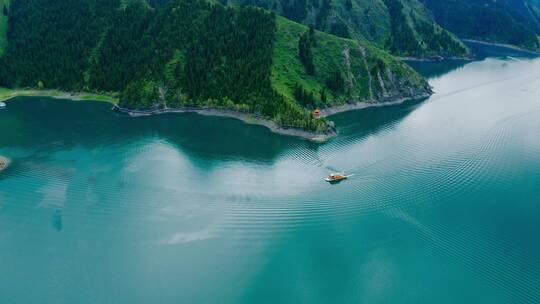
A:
320 92 432 117
113 105 337 142
113 90 432 142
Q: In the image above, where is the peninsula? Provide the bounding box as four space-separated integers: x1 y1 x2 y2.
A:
0 0 432 141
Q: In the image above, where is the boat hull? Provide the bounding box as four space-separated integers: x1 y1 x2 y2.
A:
324 173 353 183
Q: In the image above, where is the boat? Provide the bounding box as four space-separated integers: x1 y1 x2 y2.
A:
0 101 6 109
324 172 353 183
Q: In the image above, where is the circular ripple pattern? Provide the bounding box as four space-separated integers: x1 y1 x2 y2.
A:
1 57 540 303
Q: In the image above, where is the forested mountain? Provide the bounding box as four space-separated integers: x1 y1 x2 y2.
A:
422 0 540 50
0 0 430 133
148 0 540 54
227 0 470 58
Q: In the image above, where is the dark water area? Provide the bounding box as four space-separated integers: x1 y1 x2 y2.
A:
407 40 539 79
1 48 540 303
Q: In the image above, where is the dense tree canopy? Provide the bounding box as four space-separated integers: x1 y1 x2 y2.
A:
0 0 118 89
0 0 432 133
0 0 331 131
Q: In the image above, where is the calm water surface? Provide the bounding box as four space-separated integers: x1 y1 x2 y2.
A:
1 49 540 303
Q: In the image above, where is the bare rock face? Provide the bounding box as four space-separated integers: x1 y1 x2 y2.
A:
367 67 430 103
0 156 10 171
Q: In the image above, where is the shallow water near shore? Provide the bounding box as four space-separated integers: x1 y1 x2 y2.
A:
1 48 540 303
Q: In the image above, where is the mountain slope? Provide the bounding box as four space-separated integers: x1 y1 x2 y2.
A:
272 16 430 106
0 0 431 133
383 0 469 57
229 0 470 58
421 0 540 50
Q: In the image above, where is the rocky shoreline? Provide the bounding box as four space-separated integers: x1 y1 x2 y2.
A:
113 105 337 142
320 93 432 117
2 88 432 143
113 91 431 142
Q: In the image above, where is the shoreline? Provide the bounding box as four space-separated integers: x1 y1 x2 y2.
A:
113 92 431 142
113 105 337 142
0 88 118 104
320 93 431 117
462 39 540 55
2 87 431 142
399 56 472 62
399 38 540 61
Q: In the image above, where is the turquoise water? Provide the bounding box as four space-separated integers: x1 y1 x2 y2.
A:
1 51 540 303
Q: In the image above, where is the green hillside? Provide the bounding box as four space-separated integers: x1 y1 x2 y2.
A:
0 0 9 56
383 0 469 57
229 0 470 58
0 0 431 133
272 16 429 105
422 0 540 50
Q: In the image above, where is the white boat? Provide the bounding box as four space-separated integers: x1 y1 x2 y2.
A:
0 101 6 109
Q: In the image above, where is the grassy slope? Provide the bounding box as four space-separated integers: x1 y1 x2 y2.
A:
229 0 468 57
0 87 118 104
0 0 9 57
272 17 344 102
272 16 428 107
228 0 391 46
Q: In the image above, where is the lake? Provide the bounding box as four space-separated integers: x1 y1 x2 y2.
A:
1 46 540 303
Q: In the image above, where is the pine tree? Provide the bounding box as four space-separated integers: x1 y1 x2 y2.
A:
320 89 327 104
308 91 314 106
298 31 315 75
326 71 344 92
3 5 8 16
